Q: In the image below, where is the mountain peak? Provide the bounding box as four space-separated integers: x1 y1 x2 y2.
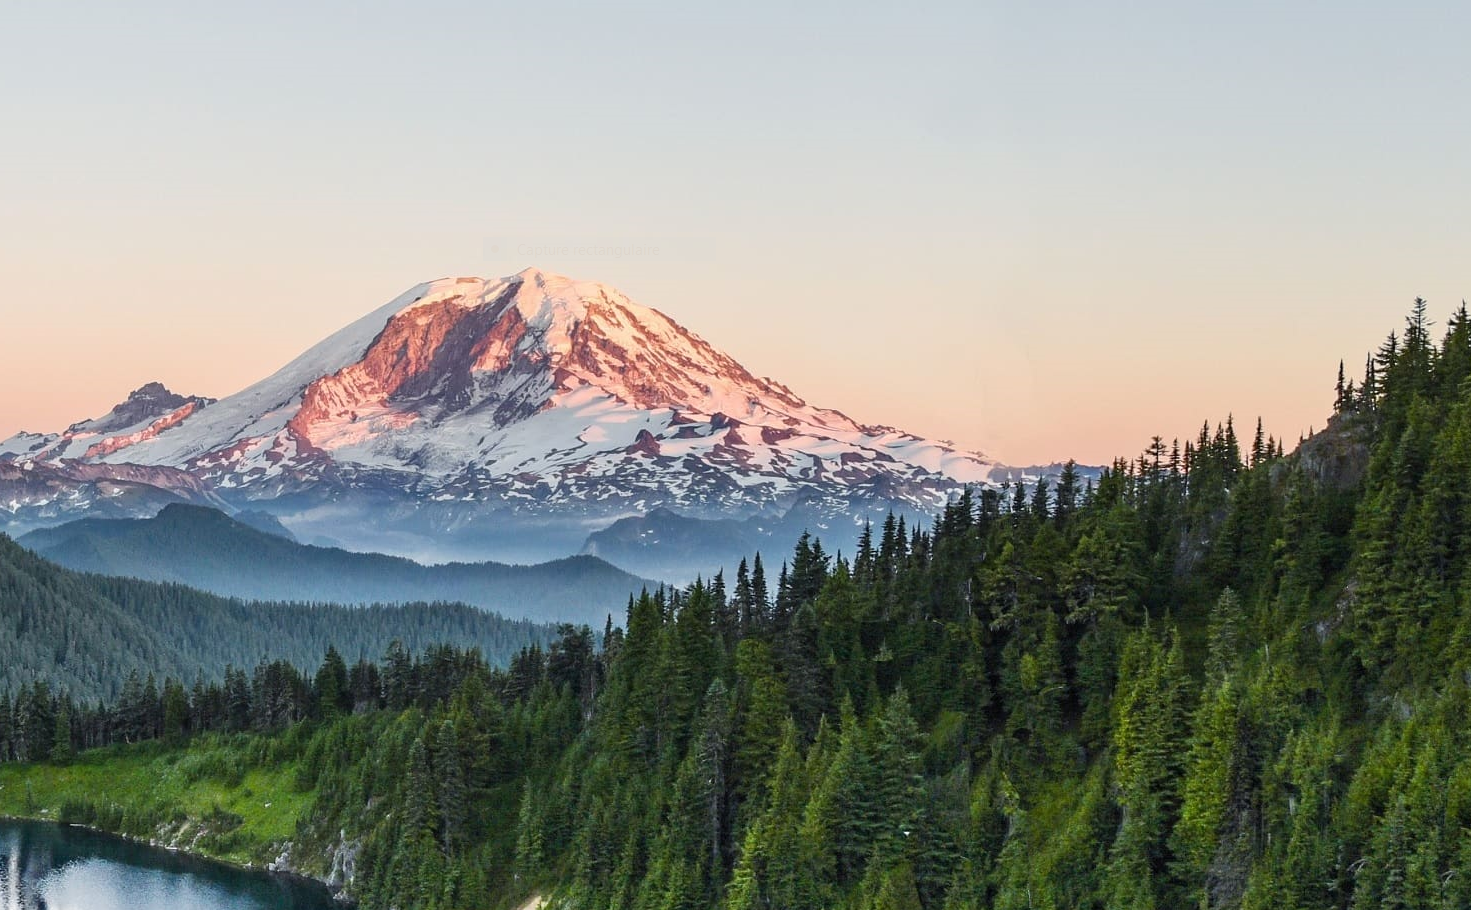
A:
360 268 750 413
127 381 179 401
395 270 611 341
3 269 1010 567
66 383 216 438
512 265 577 284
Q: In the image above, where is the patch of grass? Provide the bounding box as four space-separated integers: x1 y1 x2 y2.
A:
0 732 315 866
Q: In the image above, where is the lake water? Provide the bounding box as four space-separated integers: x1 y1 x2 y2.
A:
0 819 342 909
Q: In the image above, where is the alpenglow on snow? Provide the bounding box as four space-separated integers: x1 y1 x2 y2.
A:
1 268 1068 568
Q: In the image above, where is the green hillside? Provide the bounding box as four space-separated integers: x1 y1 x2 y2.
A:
21 504 654 627
6 300 1471 910
0 535 552 700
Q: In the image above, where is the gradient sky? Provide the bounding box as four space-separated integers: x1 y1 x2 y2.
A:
2 1 1467 466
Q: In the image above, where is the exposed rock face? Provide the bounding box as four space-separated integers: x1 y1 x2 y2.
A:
263 829 360 899
83 400 206 459
1294 413 1371 491
68 382 217 437
325 831 360 894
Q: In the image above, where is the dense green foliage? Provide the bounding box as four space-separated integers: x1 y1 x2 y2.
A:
0 731 317 865
11 300 1471 910
461 300 1471 910
0 536 551 700
0 638 594 901
20 503 653 625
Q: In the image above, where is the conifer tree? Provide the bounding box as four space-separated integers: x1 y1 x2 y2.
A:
1056 461 1081 528
750 554 771 633
733 558 754 633
162 678 188 740
696 679 733 883
1205 588 1244 684
50 702 71 763
733 639 787 809
316 646 350 719
514 779 545 883
436 720 468 855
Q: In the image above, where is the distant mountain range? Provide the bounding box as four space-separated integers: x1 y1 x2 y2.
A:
19 504 654 627
1 268 1087 578
0 531 551 702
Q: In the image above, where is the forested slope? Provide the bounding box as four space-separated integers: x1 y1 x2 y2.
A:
0 537 552 701
20 504 653 626
9 300 1471 910
381 299 1471 910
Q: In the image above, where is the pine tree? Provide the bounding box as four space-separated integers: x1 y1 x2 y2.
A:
384 640 415 711
697 679 733 886
734 559 756 636
855 522 877 585
725 721 817 910
856 860 924 910
751 554 771 633
0 692 12 762
315 646 350 719
403 736 438 844
802 698 875 883
872 688 925 861
436 720 468 855
162 678 188 740
1361 352 1378 411
225 666 251 733
514 779 545 883
733 639 788 809
1108 630 1191 904
1056 461 1081 528
712 569 737 653
50 701 72 763
1205 588 1244 684
1173 679 1243 882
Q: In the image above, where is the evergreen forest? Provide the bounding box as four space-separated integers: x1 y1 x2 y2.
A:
6 300 1471 910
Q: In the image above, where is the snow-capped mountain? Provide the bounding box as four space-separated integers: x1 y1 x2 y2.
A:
1 268 1059 572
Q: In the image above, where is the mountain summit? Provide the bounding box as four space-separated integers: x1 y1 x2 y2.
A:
2 268 1047 570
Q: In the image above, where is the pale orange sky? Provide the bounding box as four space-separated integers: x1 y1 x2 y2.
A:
1 2 1467 466
0 257 1454 466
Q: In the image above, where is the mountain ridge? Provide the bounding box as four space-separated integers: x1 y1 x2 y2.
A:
0 530 552 701
1 268 1078 571
19 504 657 626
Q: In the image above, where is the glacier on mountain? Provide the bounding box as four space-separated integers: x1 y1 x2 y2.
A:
1 268 1076 573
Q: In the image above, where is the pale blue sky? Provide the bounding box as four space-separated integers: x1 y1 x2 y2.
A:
2 1 1467 463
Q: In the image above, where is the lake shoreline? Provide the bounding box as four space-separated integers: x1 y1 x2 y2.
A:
0 813 351 905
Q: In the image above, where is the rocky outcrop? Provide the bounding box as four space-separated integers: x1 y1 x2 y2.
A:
265 830 359 901
67 382 216 437
325 830 361 894
1294 413 1371 491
